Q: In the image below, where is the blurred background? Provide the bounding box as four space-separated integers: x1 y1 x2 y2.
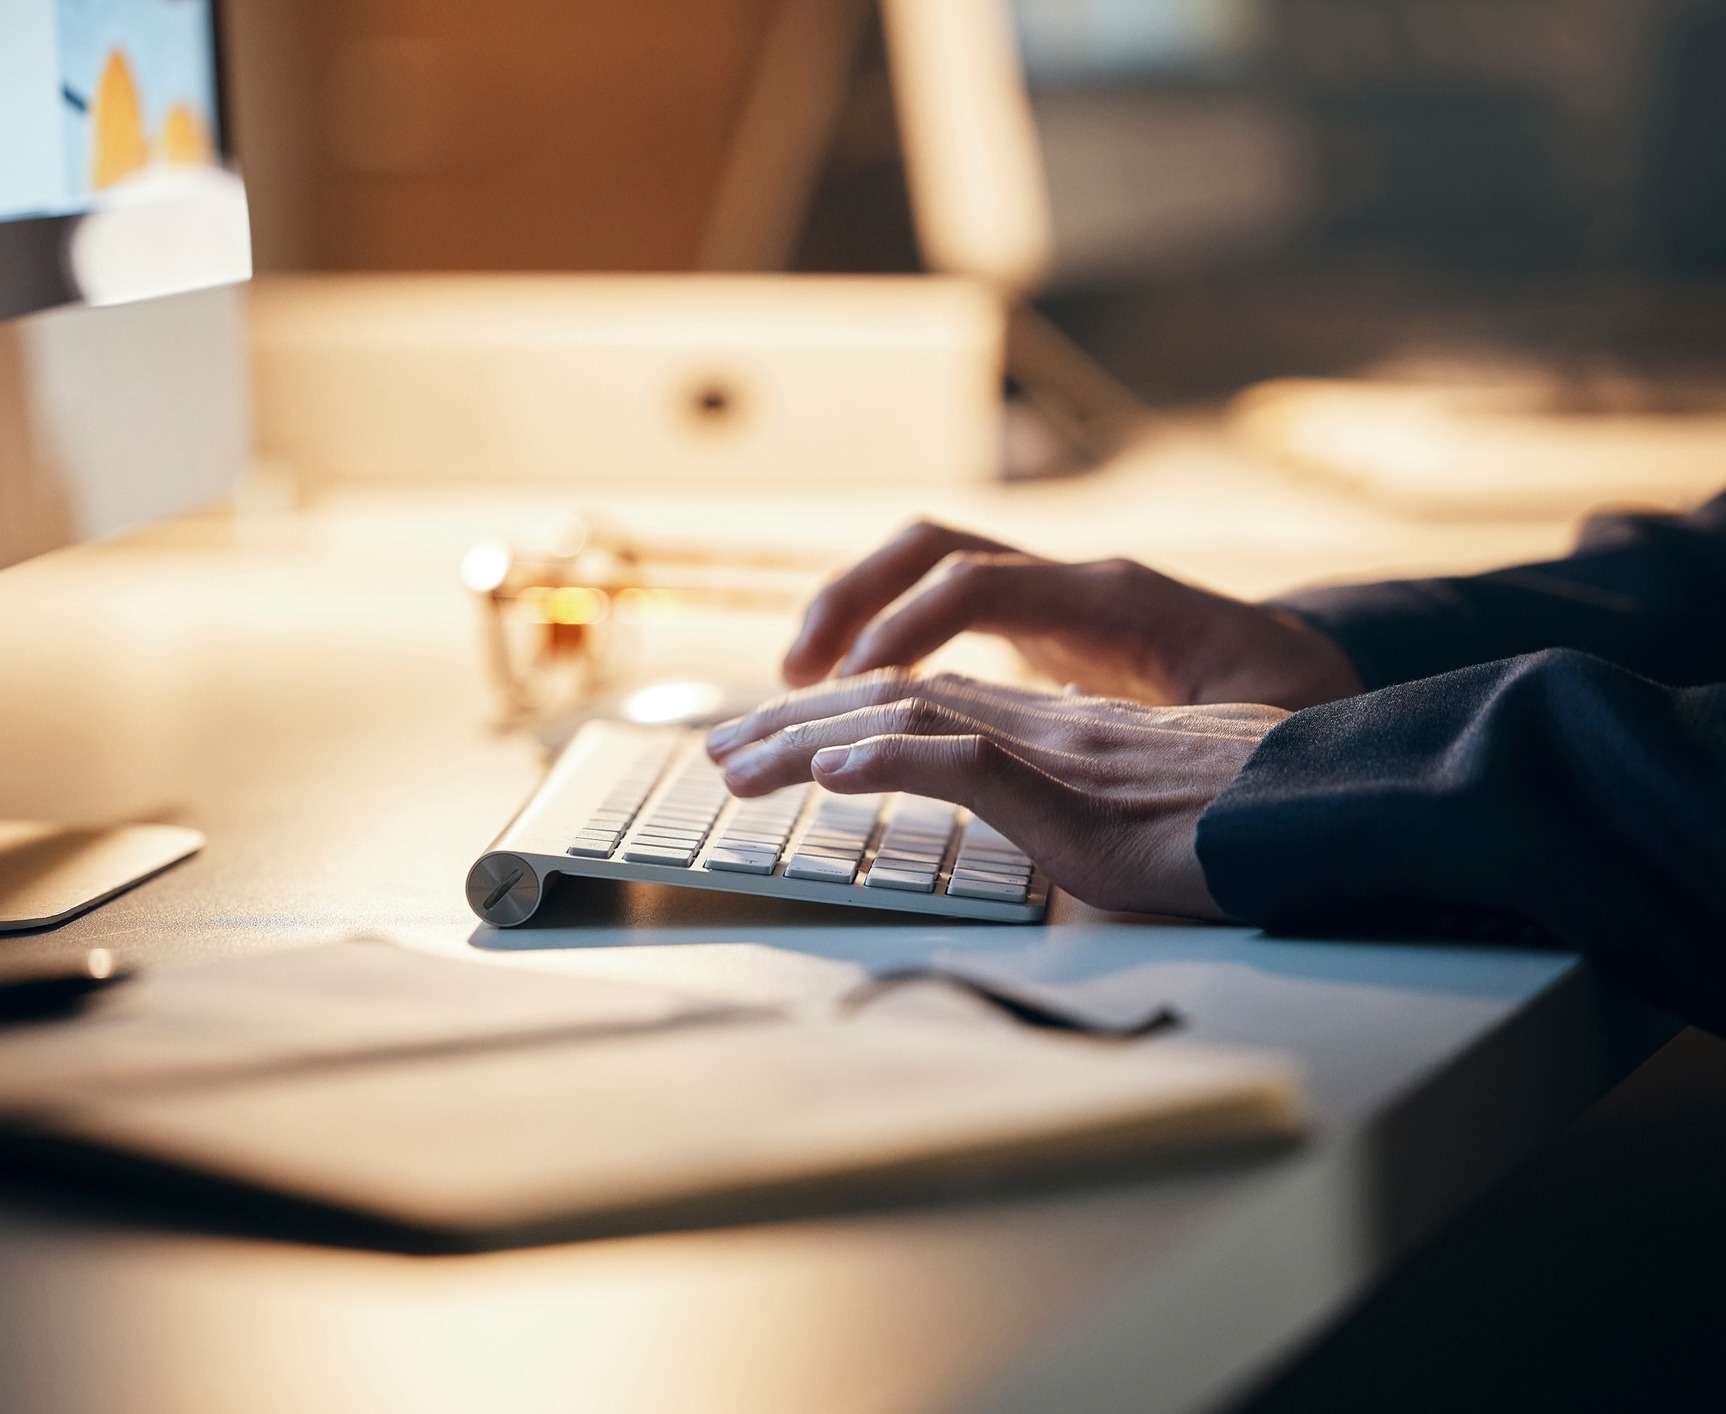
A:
225 0 1726 403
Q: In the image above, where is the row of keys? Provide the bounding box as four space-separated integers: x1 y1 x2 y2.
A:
945 819 1035 903
781 793 884 885
620 756 731 867
565 739 680 859
565 751 1036 907
860 797 958 894
703 785 811 874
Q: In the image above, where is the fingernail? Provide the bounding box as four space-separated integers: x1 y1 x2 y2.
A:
812 745 852 774
706 721 742 755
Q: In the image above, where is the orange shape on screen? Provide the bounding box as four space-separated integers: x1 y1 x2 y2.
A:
91 50 150 189
159 102 214 166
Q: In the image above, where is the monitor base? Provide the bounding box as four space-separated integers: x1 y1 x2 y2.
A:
0 823 204 932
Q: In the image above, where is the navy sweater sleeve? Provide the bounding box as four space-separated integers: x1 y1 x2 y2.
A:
1275 491 1726 689
1197 650 1726 1034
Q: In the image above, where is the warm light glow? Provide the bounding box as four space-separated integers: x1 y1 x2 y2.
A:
520 586 609 626
612 586 674 617
460 540 513 593
622 681 727 725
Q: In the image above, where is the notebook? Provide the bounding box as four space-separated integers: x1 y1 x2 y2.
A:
0 940 1306 1248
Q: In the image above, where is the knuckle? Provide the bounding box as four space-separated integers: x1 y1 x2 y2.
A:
953 733 995 773
892 695 943 733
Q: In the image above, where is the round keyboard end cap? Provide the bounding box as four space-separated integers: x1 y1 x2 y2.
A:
466 852 543 927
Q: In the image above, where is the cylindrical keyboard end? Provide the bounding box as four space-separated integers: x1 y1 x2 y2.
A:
466 852 543 926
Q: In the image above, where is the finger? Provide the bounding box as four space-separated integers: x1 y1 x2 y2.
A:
810 732 1076 864
708 669 1115 760
835 553 1069 677
721 696 1002 797
708 670 917 759
719 684 1150 801
782 522 1014 686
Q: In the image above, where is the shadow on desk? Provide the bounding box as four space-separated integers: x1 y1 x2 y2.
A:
469 874 1569 1011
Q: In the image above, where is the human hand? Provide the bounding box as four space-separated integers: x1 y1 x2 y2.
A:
783 521 1362 710
707 670 1288 920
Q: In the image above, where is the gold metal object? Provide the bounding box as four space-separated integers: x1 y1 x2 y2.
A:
462 516 820 722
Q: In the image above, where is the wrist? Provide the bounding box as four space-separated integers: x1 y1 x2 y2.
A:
1260 610 1367 708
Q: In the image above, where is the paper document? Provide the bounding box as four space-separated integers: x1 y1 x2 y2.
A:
0 940 1306 1246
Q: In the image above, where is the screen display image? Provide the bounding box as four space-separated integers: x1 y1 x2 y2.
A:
0 0 223 225
0 0 244 319
58 0 221 207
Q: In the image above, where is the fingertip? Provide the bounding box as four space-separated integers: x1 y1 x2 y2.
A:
811 744 853 776
718 754 769 797
781 628 837 685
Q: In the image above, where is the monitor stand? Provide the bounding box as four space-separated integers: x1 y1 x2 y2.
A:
0 822 204 932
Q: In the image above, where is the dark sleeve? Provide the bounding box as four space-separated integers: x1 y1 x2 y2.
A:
1196 649 1726 1035
1274 491 1726 689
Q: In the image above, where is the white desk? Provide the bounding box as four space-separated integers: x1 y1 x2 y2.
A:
0 447 1675 1414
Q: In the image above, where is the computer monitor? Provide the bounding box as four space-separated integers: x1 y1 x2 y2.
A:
0 1 245 929
0 0 251 324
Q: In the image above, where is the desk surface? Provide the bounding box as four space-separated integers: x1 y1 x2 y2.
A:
0 450 1676 1414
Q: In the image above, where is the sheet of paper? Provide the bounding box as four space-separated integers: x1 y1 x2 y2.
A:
0 940 1306 1243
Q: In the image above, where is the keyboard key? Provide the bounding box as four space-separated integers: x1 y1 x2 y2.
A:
784 853 858 884
567 838 617 858
954 849 1031 868
705 848 778 875
792 844 865 861
958 846 1027 863
634 832 704 849
946 874 1029 903
622 843 697 867
953 870 1032 892
882 821 949 837
864 864 937 893
952 860 1031 883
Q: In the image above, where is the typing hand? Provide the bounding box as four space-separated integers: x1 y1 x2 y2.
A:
708 671 1287 920
783 521 1362 710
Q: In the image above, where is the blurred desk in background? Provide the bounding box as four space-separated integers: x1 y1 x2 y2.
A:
0 448 1677 1414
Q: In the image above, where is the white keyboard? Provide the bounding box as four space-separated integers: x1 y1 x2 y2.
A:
467 720 1050 926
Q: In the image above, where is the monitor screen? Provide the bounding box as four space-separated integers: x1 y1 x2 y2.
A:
0 0 248 321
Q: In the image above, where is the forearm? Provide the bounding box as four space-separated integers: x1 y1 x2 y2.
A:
1196 650 1726 1034
1274 493 1726 689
